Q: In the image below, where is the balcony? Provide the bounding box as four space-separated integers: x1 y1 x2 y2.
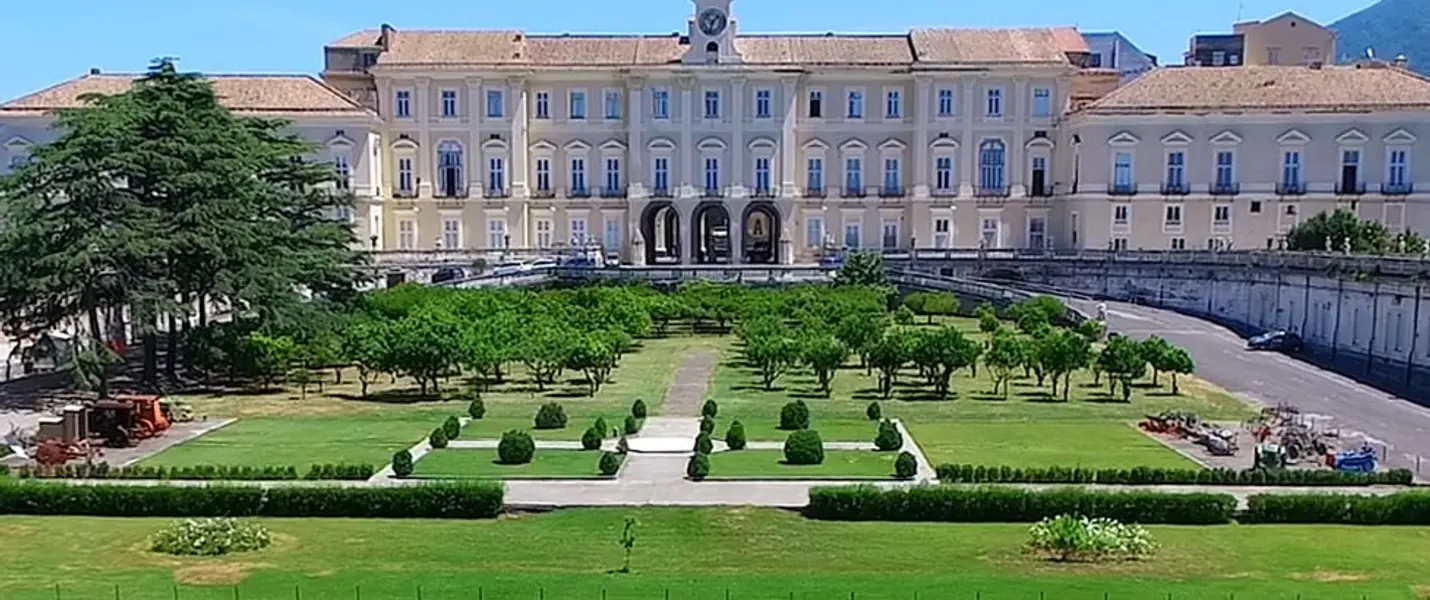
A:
1337 182 1367 196
569 187 592 199
803 187 827 199
930 188 958 198
484 187 509 199
1209 182 1240 196
531 189 556 199
752 187 777 199
841 187 867 199
434 189 469 200
1275 182 1307 196
1160 182 1190 196
600 187 626 199
878 186 906 198
650 187 673 199
973 186 1011 198
702 187 725 198
1107 183 1137 196
1029 184 1054 198
1382 182 1414 196
393 188 418 199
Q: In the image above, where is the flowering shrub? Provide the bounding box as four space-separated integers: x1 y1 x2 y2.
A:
1027 514 1158 562
151 518 271 556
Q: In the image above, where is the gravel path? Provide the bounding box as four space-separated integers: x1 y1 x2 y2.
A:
658 350 718 417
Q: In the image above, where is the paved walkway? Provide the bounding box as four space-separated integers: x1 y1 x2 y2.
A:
658 350 718 417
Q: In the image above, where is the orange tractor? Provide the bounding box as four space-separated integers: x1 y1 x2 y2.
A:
88 394 172 448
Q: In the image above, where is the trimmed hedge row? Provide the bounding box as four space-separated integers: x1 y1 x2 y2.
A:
935 464 1415 487
0 481 503 519
805 485 1235 524
1244 492 1430 524
10 463 375 481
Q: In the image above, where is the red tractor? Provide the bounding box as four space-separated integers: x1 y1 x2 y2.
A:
88 395 171 448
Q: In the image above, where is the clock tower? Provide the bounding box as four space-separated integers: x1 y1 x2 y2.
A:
683 0 742 64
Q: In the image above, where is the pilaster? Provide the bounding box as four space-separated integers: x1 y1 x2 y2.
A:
913 76 932 199
730 77 746 197
467 77 484 195
780 76 799 196
416 77 433 196
1011 78 1029 197
626 75 647 198
959 79 976 197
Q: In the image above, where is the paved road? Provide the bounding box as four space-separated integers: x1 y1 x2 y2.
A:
1077 299 1430 477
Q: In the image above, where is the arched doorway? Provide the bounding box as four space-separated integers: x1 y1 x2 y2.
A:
639 202 681 265
742 203 781 264
692 202 731 264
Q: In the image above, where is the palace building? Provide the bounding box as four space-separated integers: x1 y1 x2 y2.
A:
2 0 1429 264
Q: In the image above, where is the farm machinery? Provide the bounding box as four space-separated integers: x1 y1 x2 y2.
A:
17 395 190 468
1139 410 1239 456
1247 404 1378 472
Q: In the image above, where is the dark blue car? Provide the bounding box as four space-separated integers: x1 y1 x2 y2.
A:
1247 330 1303 353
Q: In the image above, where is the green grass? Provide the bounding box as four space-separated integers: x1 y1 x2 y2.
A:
706 449 898 479
412 448 610 479
2 508 1430 599
141 416 438 471
908 422 1200 470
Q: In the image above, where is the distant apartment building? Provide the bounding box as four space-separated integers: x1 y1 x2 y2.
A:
1082 32 1158 83
1185 12 1336 67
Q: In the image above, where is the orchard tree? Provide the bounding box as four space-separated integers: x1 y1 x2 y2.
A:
835 312 885 371
983 330 1026 399
567 332 618 395
388 307 466 396
1138 336 1174 386
1074 319 1106 343
916 326 980 399
341 318 389 398
745 330 800 391
801 334 849 397
1038 329 1093 401
519 317 576 391
835 251 888 287
1160 346 1196 395
867 330 910 399
1098 335 1147 402
646 294 687 336
977 303 1001 337
1284 208 1389 253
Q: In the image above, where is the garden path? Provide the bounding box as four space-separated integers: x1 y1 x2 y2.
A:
657 349 719 417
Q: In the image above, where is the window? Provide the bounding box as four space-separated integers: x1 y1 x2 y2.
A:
847 90 864 119
569 90 587 120
985 88 1003 117
1112 237 1128 251
935 156 954 192
704 157 720 192
604 90 622 120
604 157 622 194
1028 216 1047 249
844 157 862 193
882 158 900 192
807 157 824 192
844 221 861 248
755 89 772 119
333 154 351 190
570 158 587 193
1303 47 1321 64
534 91 550 119
535 219 553 249
805 216 823 248
6 153 25 171
569 218 588 245
933 217 951 248
1165 151 1185 188
441 90 458 118
1088 53 1103 68
885 89 901 118
1250 200 1263 214
704 90 720 119
488 157 505 194
1170 237 1186 250
1389 149 1409 187
1282 151 1302 186
754 157 771 193
1341 149 1362 190
442 218 461 249
1212 51 1226 66
652 88 670 120
1164 204 1183 226
978 140 1006 191
486 89 504 118
882 219 899 249
653 157 670 192
1215 150 1235 187
398 220 415 250
604 218 621 252
808 89 825 118
394 90 411 118
1032 87 1052 117
487 219 506 249
980 218 999 248
535 158 551 192
1113 152 1133 188
1113 204 1130 225
1267 47 1282 65
397 157 414 194
937 88 955 117
436 141 464 197
1214 204 1232 233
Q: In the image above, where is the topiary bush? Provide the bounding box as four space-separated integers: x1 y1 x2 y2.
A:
497 430 536 465
804 486 1236 524
391 450 414 478
686 453 710 480
874 419 903 452
694 432 714 455
866 402 882 421
442 415 462 440
783 429 825 465
894 305 916 326
599 452 623 476
700 415 716 435
534 402 568 430
632 399 648 419
467 398 486 420
894 451 917 479
623 415 641 435
593 417 610 439
702 399 719 418
428 428 449 449
151 518 271 556
779 400 810 431
581 427 602 451
725 420 747 451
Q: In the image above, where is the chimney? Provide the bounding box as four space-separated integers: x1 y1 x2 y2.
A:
89 67 101 75
1393 54 1409 69
378 23 396 51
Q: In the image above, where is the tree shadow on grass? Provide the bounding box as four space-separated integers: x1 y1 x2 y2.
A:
894 389 954 403
788 389 832 400
730 383 788 393
333 389 444 405
971 393 1008 402
851 388 888 401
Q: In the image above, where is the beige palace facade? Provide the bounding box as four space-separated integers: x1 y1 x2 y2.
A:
3 0 1429 264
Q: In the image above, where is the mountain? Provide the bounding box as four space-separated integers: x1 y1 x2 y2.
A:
1331 0 1430 74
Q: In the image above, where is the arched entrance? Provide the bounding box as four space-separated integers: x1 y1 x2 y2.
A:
741 202 781 264
692 202 731 264
639 202 681 265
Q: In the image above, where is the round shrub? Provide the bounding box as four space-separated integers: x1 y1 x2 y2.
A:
702 399 719 418
686 452 710 480
779 400 810 431
874 419 903 452
631 399 648 419
1028 514 1159 562
593 416 610 439
725 420 747 451
391 450 414 478
467 398 486 419
894 451 918 479
700 415 716 435
428 428 449 449
694 432 713 454
623 414 641 435
152 518 271 556
534 402 568 430
497 430 536 465
894 305 916 325
783 429 825 465
599 451 622 476
581 427 602 451
866 401 882 421
442 415 462 440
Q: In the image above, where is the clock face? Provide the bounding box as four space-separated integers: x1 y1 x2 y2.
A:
698 8 727 37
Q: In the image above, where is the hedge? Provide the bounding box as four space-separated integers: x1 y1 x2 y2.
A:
1244 492 1430 525
805 485 1236 524
0 481 504 519
935 464 1415 487
10 464 375 481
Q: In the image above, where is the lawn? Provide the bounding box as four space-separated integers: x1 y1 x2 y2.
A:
412 448 611 479
908 422 1200 470
143 336 717 468
2 509 1429 599
706 449 897 479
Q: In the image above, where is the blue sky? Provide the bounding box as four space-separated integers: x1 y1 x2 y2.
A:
2 0 1378 101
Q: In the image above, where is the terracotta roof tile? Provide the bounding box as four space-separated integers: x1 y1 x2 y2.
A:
328 29 381 47
1081 65 1430 113
910 27 1079 64
0 74 372 116
376 31 526 65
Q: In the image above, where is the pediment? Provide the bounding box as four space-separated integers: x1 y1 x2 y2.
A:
1025 137 1054 149
877 138 907 151
802 138 829 151
599 138 627 151
747 137 777 150
529 140 557 152
563 140 592 152
1276 129 1310 145
1107 131 1140 146
646 137 675 150
1383 128 1417 144
5 136 34 148
1335 128 1369 144
481 138 509 151
839 138 868 151
696 137 726 150
1159 130 1193 146
929 137 959 149
391 137 420 150
1209 130 1243 145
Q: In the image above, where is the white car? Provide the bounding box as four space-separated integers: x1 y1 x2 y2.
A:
527 258 558 270
491 261 525 276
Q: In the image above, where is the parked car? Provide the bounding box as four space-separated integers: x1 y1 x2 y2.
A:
1247 330 1303 353
527 258 558 270
819 253 846 269
561 255 600 268
491 261 525 276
